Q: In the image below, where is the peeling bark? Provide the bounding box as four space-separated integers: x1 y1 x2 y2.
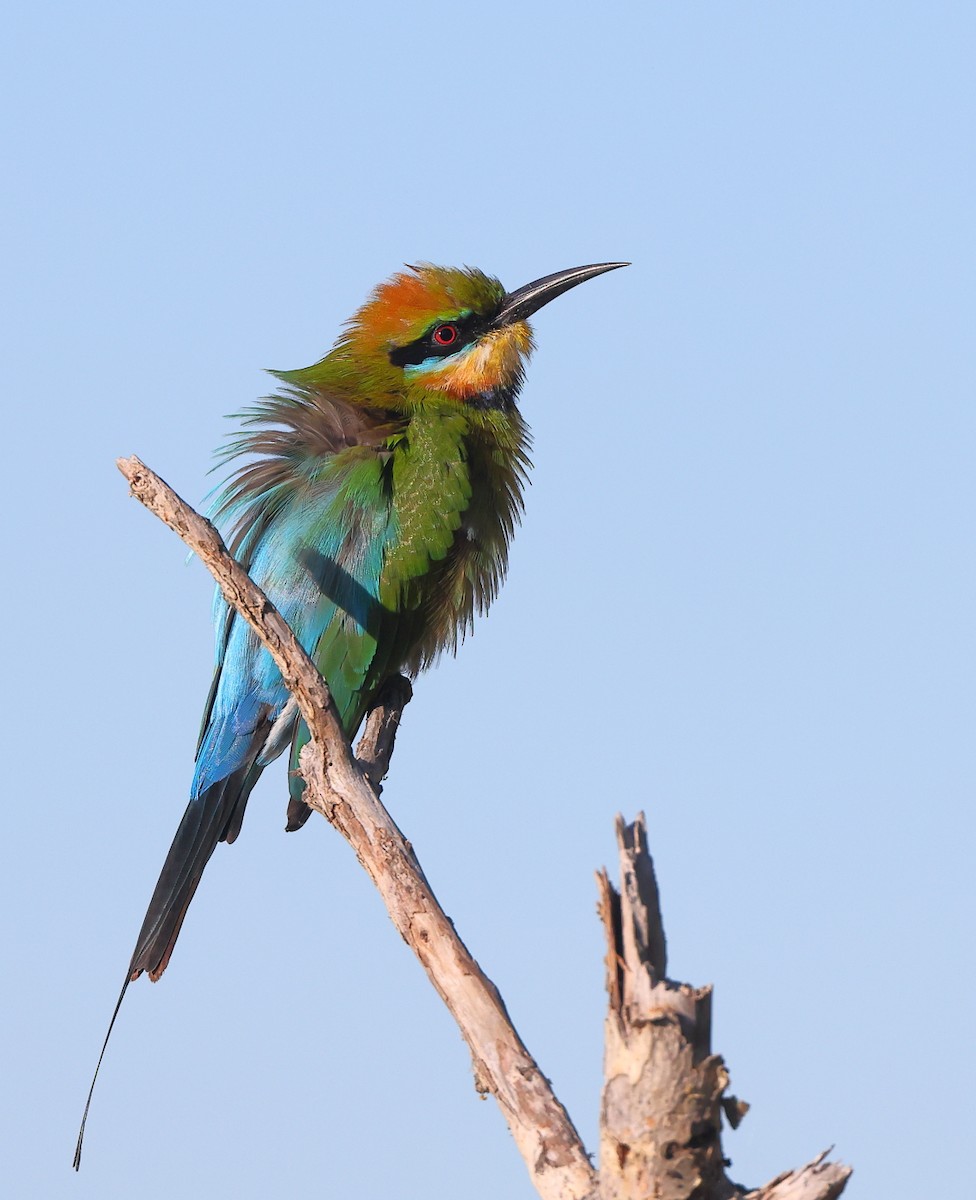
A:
597 816 850 1200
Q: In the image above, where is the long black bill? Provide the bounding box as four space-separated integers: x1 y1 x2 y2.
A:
493 261 629 328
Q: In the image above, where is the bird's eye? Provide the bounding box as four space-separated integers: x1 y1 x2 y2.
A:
432 323 459 347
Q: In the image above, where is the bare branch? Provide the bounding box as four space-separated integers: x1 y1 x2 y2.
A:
118 456 851 1200
598 815 851 1200
117 456 597 1200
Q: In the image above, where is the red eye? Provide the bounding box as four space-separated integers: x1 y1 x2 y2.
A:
433 323 459 347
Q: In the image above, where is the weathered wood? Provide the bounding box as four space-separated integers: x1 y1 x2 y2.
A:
597 815 851 1200
118 455 853 1200
117 455 598 1200
354 674 414 789
745 1149 851 1200
597 814 731 1200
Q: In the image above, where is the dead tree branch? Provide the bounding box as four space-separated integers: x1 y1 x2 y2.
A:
118 456 851 1200
117 455 597 1200
597 815 851 1200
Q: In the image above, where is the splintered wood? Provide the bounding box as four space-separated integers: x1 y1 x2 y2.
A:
596 815 850 1200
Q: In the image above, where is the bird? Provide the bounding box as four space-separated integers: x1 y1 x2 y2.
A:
74 260 628 1167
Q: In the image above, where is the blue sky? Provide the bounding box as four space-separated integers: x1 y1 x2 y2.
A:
3 4 973 1197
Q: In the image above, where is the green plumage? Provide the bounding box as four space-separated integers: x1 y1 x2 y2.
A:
74 261 626 1171
133 263 638 972
212 268 533 829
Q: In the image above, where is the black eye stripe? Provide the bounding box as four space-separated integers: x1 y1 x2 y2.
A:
388 311 491 368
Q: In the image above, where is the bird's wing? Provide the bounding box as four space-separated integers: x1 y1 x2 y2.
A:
129 445 395 982
74 441 399 1169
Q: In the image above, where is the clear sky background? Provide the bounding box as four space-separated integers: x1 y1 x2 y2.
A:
3 4 973 1197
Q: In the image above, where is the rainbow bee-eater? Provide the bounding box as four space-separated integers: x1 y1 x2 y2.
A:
74 260 627 1166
